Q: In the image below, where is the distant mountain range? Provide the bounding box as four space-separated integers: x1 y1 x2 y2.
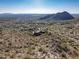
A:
39 11 74 20
0 11 77 22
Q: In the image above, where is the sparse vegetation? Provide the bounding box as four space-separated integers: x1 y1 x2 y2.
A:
0 16 79 59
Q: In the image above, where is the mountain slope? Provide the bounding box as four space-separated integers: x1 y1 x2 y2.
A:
0 18 79 59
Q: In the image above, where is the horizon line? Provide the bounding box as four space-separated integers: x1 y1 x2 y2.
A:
0 11 79 14
0 13 79 14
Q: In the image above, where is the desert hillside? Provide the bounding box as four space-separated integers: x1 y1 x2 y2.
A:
0 18 79 59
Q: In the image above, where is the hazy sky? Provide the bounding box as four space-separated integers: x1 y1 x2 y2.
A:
0 0 79 14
